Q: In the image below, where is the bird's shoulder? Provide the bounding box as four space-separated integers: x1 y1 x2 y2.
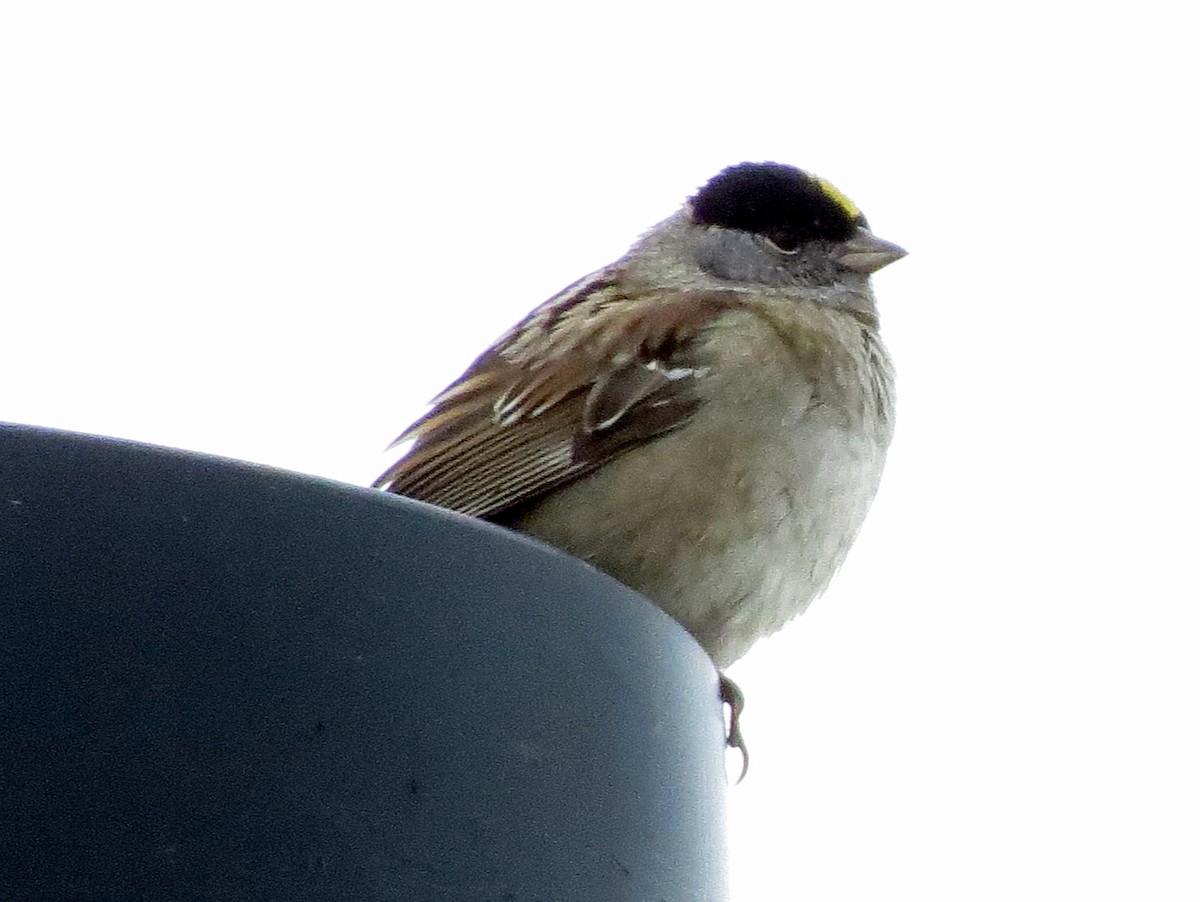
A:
374 272 742 517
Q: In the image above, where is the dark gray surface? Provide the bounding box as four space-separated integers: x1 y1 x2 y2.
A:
0 423 728 901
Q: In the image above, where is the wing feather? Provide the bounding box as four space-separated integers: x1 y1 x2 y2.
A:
375 281 739 520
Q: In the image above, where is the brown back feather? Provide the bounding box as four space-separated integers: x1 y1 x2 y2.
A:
375 282 739 520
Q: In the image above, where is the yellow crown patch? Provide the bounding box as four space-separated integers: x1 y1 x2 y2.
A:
814 177 861 221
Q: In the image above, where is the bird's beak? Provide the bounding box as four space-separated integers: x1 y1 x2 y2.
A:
832 226 907 274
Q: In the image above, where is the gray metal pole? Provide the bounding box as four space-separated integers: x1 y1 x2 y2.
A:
0 423 728 901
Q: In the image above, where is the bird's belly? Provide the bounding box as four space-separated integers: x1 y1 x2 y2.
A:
655 417 885 667
513 406 888 668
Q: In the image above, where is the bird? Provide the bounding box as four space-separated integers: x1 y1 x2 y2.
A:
375 162 905 779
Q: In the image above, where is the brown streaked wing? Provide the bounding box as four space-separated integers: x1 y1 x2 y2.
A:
375 288 739 520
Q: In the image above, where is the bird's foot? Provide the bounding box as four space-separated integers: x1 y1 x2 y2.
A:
719 673 749 783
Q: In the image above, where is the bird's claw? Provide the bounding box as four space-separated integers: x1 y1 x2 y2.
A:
719 674 749 783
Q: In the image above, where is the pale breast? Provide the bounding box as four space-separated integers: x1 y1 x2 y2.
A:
512 299 893 668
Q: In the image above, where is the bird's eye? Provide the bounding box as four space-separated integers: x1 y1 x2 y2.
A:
765 231 802 254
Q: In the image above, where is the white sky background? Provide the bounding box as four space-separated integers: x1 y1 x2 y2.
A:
3 2 1197 899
